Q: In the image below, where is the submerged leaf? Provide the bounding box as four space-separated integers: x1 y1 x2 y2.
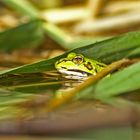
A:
0 88 33 106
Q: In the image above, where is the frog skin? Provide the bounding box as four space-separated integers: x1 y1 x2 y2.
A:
55 52 106 79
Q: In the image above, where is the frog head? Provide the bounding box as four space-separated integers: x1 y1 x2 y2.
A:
55 53 100 79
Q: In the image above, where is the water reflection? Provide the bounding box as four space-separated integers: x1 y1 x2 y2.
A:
0 71 138 122
0 71 82 119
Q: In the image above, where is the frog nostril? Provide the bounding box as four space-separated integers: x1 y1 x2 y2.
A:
84 62 93 70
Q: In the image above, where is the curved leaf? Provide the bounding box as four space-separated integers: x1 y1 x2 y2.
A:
0 31 140 75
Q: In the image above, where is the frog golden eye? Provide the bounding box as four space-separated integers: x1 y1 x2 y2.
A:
72 56 84 64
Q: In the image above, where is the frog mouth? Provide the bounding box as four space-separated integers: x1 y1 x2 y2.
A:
58 69 92 77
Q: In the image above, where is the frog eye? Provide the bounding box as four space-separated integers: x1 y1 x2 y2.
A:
72 56 84 64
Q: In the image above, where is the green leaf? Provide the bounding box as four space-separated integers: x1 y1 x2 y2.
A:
0 20 44 51
3 0 39 19
43 23 106 50
0 31 140 75
4 0 107 50
94 62 140 99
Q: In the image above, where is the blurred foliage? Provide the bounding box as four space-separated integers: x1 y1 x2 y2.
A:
0 20 44 51
0 0 139 138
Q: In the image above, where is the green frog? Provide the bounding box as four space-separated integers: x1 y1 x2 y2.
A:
55 52 106 79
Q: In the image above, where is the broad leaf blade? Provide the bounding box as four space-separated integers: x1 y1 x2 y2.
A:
0 31 140 75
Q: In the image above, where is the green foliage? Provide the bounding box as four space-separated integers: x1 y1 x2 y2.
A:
1 0 140 136
3 0 39 18
0 31 140 75
94 62 140 99
0 31 139 101
0 20 44 51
